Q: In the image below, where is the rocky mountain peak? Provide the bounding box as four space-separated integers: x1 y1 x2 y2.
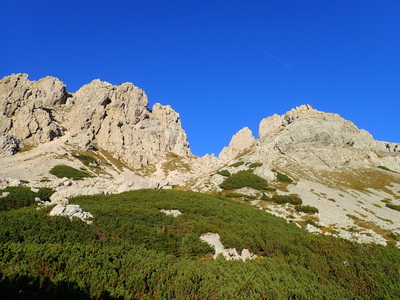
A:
0 74 190 168
255 104 399 171
219 127 255 162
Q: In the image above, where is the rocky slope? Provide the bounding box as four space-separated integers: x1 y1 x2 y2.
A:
194 105 400 246
1 74 399 247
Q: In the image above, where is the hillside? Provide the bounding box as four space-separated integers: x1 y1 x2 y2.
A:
1 189 399 299
1 73 400 298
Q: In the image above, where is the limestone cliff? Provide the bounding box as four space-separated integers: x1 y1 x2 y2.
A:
0 74 190 168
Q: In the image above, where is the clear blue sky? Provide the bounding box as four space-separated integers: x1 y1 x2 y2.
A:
1 1 399 156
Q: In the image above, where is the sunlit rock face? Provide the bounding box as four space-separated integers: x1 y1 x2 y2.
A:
0 74 191 167
255 104 400 171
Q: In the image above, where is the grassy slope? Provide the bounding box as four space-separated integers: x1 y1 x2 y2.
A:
0 189 399 299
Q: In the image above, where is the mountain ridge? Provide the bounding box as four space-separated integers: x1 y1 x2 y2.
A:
1 73 399 247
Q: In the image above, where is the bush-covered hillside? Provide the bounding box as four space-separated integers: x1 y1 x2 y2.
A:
1 189 399 299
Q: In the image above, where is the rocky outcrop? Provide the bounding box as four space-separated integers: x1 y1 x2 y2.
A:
219 127 254 162
0 74 191 168
200 232 256 261
255 104 400 170
0 74 66 148
160 209 182 217
0 135 19 156
49 204 93 224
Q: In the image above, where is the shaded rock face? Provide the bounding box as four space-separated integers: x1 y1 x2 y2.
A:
0 74 190 168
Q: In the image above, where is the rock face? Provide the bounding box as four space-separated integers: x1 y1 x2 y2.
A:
0 74 190 168
255 104 400 170
0 74 66 146
219 127 255 162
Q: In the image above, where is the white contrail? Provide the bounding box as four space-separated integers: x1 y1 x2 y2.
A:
255 46 292 69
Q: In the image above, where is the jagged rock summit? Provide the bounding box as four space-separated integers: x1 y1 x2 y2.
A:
254 104 399 171
0 73 190 168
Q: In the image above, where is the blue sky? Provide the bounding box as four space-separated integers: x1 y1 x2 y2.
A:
1 1 399 156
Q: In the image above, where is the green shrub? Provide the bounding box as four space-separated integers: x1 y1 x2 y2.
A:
224 193 256 199
264 186 277 192
295 205 319 214
260 193 271 200
386 203 400 212
271 194 302 205
0 189 399 298
50 165 93 180
306 218 321 228
219 171 269 190
249 162 263 168
276 172 293 183
216 169 231 177
72 153 98 166
378 166 397 173
229 161 244 168
0 187 55 211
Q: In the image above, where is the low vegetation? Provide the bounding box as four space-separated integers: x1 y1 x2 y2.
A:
0 186 54 211
219 170 269 190
0 189 399 298
295 205 319 214
216 169 230 177
49 165 93 180
386 203 400 212
223 192 256 199
276 171 294 183
248 162 263 168
270 194 302 205
72 153 98 166
228 161 244 167
378 165 397 173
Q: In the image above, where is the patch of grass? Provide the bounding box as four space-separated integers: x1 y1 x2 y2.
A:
378 166 397 173
271 194 302 205
260 193 271 200
276 172 293 183
72 153 98 166
216 170 231 177
249 162 263 168
96 147 134 172
346 214 390 237
295 205 319 214
224 192 256 199
328 198 336 202
312 169 400 195
50 165 93 180
305 218 321 228
264 186 277 192
219 171 269 190
373 203 382 208
0 187 54 211
135 164 157 177
162 152 192 175
386 203 400 212
229 161 245 168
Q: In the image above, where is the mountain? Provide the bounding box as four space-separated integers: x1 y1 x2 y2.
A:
1 73 400 298
1 74 399 247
